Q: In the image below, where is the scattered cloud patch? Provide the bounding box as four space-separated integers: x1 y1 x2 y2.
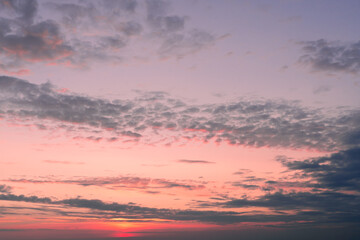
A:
0 185 12 193
299 39 360 74
313 85 331 94
1 76 359 151
0 0 216 72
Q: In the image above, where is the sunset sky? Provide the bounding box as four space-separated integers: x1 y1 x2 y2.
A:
0 0 360 239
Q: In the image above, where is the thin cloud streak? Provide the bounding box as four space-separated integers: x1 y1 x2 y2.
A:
177 159 215 164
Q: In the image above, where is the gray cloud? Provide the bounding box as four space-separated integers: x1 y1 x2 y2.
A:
177 159 215 164
0 0 38 23
101 0 138 13
5 175 206 191
230 182 259 190
0 19 73 61
0 0 216 72
281 147 360 191
0 184 12 193
225 190 360 212
299 39 360 74
313 85 331 94
158 29 214 59
1 76 359 151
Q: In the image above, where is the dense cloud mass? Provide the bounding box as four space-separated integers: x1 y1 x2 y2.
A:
299 39 360 74
0 0 215 73
281 147 360 191
1 76 359 151
220 147 360 225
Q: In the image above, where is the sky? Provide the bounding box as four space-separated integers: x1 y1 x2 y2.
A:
0 0 359 239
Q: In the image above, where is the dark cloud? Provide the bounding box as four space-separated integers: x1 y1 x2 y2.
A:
225 191 360 212
0 193 52 204
1 76 359 151
230 182 259 189
1 190 360 229
282 147 360 191
299 39 360 73
177 159 215 164
204 147 360 228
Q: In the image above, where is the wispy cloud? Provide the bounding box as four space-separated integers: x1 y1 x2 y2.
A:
43 160 85 165
177 159 215 164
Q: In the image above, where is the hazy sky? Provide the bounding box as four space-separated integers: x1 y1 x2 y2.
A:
0 0 359 239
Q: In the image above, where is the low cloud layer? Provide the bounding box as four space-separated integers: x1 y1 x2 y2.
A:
1 76 359 151
1 147 360 228
299 39 360 74
5 175 206 191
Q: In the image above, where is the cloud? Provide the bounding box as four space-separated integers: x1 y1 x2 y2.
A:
0 1 74 71
5 175 206 191
0 193 52 204
1 76 359 151
0 184 12 193
281 147 360 191
225 190 360 212
0 0 216 72
43 160 85 165
3 148 360 227
0 0 38 23
3 145 360 226
0 20 73 61
299 39 360 74
230 182 259 190
205 147 360 227
177 159 215 164
1 190 360 228
313 85 331 94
